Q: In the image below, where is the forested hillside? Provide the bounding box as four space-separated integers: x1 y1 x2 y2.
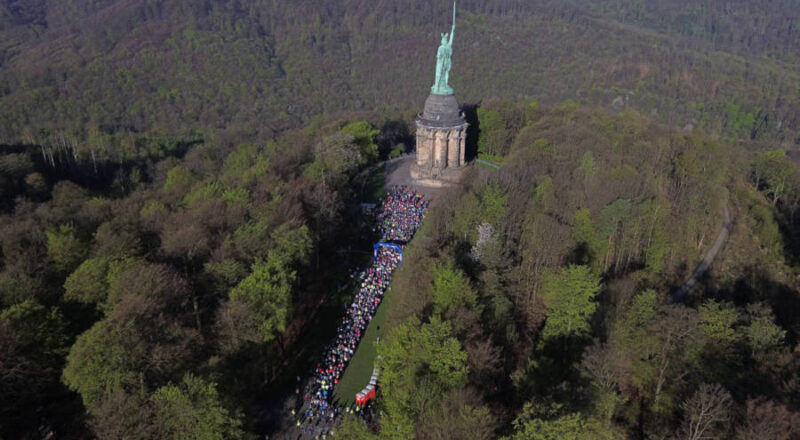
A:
2 0 800 439
4 98 797 438
0 0 799 153
341 102 800 439
0 113 392 438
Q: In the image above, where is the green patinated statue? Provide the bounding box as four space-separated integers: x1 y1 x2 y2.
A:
431 2 457 95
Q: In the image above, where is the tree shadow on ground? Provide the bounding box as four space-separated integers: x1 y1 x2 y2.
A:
514 334 593 408
463 103 480 162
377 120 413 158
709 266 800 345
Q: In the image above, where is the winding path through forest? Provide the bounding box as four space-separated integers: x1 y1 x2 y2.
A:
671 206 732 303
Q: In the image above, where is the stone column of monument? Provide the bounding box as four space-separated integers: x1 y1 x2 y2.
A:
447 129 460 168
410 1 469 186
459 131 466 166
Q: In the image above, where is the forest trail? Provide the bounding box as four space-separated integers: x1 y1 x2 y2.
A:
671 205 732 303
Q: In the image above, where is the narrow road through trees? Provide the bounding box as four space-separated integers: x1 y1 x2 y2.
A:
671 206 731 303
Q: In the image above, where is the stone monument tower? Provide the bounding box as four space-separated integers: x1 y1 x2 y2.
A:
410 2 468 185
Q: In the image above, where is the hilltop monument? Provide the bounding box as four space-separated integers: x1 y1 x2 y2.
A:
411 2 468 186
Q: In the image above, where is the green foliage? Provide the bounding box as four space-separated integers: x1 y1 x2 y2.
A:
629 289 658 327
697 300 740 348
62 320 139 407
540 265 601 342
744 303 786 354
579 151 596 177
451 184 509 244
571 208 597 262
342 121 379 164
415 390 497 439
0 299 69 359
337 416 378 439
308 133 363 187
531 139 551 153
0 153 34 178
533 177 555 213
140 200 167 218
64 263 198 412
597 199 631 240
92 220 143 259
46 224 89 272
64 257 111 306
431 262 477 314
642 199 670 275
271 224 313 266
222 188 250 206
478 107 508 157
151 374 244 440
204 259 246 291
480 184 509 226
105 258 143 297
0 299 70 424
525 99 540 122
2 59 800 438
389 144 404 158
553 100 580 121
507 409 616 440
752 149 799 207
607 299 699 413
378 316 468 438
184 181 223 207
229 252 296 343
164 166 196 192
221 144 271 186
222 144 259 178
508 412 585 440
725 103 757 138
230 220 272 261
748 202 782 254
452 191 482 240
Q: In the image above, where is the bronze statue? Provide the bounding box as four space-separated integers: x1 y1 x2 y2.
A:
431 2 456 95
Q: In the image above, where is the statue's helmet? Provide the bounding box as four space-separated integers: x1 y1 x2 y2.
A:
441 32 449 43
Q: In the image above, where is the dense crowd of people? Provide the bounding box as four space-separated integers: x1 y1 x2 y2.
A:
292 186 427 437
376 186 429 242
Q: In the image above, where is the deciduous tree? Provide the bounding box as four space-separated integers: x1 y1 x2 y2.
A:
540 265 601 342
151 373 243 440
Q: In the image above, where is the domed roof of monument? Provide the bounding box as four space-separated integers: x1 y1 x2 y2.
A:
419 93 465 127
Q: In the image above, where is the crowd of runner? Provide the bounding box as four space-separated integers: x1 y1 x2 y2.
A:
292 186 428 437
376 186 429 242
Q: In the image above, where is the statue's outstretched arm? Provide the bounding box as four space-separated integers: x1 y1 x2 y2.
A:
449 2 456 45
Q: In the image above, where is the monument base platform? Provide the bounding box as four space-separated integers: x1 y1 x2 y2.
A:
410 163 466 188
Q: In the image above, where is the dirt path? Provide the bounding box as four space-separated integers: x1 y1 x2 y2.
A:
671 205 732 303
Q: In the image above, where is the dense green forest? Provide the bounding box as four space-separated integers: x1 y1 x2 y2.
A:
1 0 799 151
341 102 800 439
3 99 800 438
2 0 800 439
0 113 398 438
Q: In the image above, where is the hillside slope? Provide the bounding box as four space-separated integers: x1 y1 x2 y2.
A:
0 0 798 150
